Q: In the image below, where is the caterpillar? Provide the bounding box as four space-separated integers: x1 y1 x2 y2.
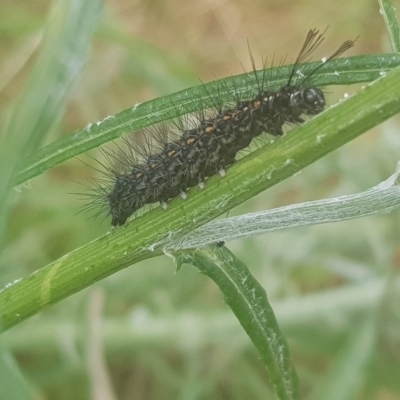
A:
84 29 355 228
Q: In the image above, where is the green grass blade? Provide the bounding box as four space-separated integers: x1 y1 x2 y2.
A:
0 348 35 400
309 315 377 400
174 246 300 400
379 0 400 52
1 64 400 333
10 53 400 187
0 0 103 236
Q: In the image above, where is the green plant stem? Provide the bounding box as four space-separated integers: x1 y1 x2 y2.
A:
175 246 300 400
2 65 400 333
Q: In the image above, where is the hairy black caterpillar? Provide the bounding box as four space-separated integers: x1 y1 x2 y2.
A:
84 29 355 227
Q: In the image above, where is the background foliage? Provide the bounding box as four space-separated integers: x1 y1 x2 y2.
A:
1 0 400 399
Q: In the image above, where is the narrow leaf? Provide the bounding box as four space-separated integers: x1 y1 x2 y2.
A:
175 246 300 400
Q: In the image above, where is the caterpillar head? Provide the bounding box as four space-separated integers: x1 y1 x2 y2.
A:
290 87 325 115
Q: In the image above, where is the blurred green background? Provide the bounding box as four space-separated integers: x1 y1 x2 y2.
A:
1 0 400 399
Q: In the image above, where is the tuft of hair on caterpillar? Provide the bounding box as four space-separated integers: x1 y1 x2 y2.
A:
81 28 356 228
